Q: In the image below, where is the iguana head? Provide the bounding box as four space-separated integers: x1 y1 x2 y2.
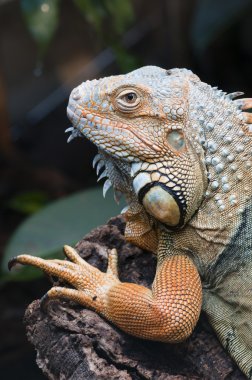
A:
66 66 208 239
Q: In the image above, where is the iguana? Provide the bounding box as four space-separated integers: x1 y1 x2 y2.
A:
9 66 252 378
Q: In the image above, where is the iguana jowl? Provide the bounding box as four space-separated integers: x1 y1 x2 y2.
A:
9 66 252 378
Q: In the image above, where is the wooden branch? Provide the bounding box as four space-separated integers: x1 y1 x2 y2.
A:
24 216 245 379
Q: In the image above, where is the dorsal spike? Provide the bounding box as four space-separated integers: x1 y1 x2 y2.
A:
114 189 123 204
103 179 112 198
97 171 107 182
96 160 105 175
227 91 244 100
92 154 102 168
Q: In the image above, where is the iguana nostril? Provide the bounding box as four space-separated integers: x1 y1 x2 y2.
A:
72 88 81 100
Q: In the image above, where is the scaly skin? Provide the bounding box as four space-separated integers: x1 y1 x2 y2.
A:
9 66 252 378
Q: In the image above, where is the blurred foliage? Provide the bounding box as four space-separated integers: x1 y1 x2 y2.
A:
112 43 139 73
18 0 252 71
8 191 49 215
73 0 138 72
20 0 60 60
20 0 137 72
191 0 252 52
73 0 134 36
2 187 124 283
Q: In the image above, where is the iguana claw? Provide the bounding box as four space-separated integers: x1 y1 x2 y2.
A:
8 257 19 271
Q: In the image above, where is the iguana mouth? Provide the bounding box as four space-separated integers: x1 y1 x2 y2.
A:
65 118 187 228
66 105 161 155
66 107 134 205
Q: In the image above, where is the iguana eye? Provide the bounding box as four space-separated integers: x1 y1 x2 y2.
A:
125 92 137 102
116 89 140 112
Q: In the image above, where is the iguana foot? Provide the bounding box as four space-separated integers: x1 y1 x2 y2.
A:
9 245 120 315
9 247 202 343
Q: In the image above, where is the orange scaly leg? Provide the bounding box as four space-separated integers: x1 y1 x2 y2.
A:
9 246 202 342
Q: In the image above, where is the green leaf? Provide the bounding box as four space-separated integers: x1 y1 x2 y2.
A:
112 45 139 73
8 191 49 215
20 0 60 58
104 0 134 35
72 0 136 71
73 0 134 36
2 187 123 282
73 0 105 32
191 0 252 52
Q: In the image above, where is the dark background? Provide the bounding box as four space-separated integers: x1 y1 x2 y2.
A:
1 0 252 378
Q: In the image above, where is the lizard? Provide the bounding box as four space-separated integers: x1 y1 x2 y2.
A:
9 66 252 378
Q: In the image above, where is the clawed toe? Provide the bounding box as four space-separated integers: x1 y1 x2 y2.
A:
8 254 78 286
8 246 121 315
8 257 19 271
40 292 50 312
63 245 85 265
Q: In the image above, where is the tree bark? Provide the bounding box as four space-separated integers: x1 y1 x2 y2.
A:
24 216 245 379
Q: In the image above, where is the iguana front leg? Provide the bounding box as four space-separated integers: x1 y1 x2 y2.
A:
9 246 202 342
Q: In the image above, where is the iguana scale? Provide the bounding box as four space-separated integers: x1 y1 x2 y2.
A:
9 66 252 378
